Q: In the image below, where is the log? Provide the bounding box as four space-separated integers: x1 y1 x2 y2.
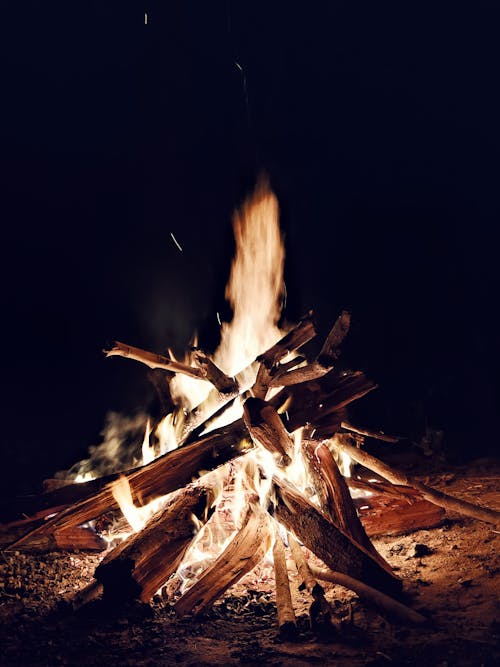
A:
183 314 318 437
191 349 238 394
272 526 297 638
175 501 273 617
356 492 446 537
301 440 389 570
147 368 176 420
243 397 293 466
309 566 429 626
6 425 252 549
270 370 377 435
288 533 338 632
95 483 210 603
271 477 401 598
340 421 400 443
268 310 351 389
105 341 207 381
335 436 500 526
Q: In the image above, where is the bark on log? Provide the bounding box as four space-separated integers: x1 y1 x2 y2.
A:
243 397 294 466
95 484 210 603
271 477 401 598
272 526 297 638
7 425 252 550
105 341 207 381
335 436 500 526
301 440 389 569
175 502 273 617
268 311 351 389
191 349 239 394
309 566 429 626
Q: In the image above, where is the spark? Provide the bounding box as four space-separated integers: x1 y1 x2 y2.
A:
216 311 222 326
283 281 287 309
235 61 243 72
144 13 148 25
285 411 289 421
170 232 183 252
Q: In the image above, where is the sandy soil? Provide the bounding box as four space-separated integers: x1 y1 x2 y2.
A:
1 457 499 666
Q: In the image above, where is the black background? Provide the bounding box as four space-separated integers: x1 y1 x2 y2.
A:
1 2 498 498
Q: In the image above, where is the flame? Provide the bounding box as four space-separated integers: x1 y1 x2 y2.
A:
62 178 366 593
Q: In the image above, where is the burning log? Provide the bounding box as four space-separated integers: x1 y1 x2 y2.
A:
105 341 207 381
7 426 252 549
243 397 294 466
270 370 377 435
174 501 273 617
95 483 211 603
309 566 429 626
301 440 388 569
271 477 401 598
336 436 500 526
272 526 297 638
288 533 339 632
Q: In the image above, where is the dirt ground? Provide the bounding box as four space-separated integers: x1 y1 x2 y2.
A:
1 456 499 666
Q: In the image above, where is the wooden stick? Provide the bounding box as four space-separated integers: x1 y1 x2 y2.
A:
302 440 390 570
191 349 238 394
95 483 211 603
268 311 351 389
288 533 338 632
316 310 351 366
7 425 252 549
175 501 272 617
309 565 429 626
335 436 500 526
272 525 297 638
341 421 400 443
243 397 293 466
271 477 401 598
105 341 207 381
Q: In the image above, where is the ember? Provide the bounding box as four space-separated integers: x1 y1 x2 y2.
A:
1 178 499 643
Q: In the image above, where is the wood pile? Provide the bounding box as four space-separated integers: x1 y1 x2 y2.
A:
1 310 498 638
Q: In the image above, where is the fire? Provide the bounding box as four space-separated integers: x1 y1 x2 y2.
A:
61 176 355 584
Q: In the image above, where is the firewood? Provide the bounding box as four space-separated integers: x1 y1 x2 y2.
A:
335 435 500 526
191 349 238 394
268 311 351 389
105 341 207 381
6 425 252 549
309 565 429 626
357 493 446 537
95 483 211 603
147 368 176 420
288 533 339 632
301 440 389 569
271 477 401 598
175 501 273 617
340 421 400 443
71 580 103 611
270 370 377 435
183 313 318 436
272 525 297 638
243 397 293 466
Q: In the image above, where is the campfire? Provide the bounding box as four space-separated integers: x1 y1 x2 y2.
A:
2 177 498 639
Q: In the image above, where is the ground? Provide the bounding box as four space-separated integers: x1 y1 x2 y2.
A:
1 457 499 666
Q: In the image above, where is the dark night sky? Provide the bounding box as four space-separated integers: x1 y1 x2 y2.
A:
1 2 499 498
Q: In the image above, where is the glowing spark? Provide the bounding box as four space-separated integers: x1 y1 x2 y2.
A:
144 13 148 25
216 311 221 326
235 61 243 72
283 281 287 309
285 411 289 421
170 232 183 252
